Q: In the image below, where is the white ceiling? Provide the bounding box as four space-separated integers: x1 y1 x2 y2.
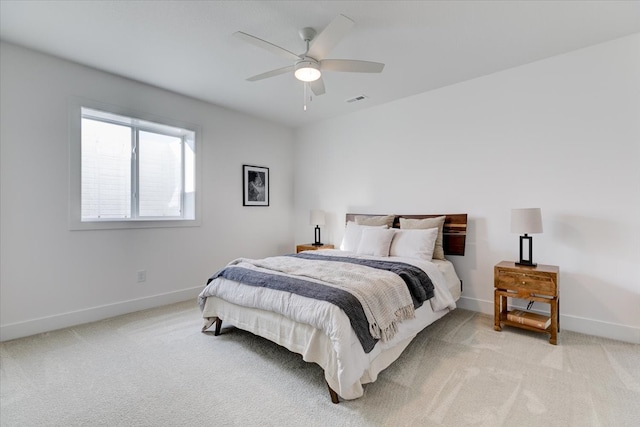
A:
1 1 639 128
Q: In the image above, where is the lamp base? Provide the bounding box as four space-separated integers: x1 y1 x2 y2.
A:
515 261 537 267
517 234 536 267
313 225 323 246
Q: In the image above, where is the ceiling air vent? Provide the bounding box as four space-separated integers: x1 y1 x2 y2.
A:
346 95 368 103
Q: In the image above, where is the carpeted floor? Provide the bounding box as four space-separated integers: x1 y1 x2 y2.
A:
1 301 639 426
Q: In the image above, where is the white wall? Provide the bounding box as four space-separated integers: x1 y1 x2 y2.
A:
0 42 295 341
294 34 640 343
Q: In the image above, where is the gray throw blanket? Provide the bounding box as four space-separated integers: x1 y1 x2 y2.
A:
290 253 435 306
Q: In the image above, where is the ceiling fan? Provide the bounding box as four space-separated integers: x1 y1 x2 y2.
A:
234 14 385 97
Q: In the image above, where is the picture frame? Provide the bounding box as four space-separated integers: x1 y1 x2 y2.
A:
242 164 269 206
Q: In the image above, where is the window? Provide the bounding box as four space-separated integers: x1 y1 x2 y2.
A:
70 103 199 229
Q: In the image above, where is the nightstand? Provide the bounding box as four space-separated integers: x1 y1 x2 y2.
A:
494 261 560 344
296 244 334 253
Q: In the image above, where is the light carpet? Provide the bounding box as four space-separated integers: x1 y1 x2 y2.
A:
1 301 639 426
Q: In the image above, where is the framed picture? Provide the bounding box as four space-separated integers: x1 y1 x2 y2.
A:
243 164 269 206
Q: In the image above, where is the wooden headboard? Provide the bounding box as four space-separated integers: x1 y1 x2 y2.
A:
345 213 468 256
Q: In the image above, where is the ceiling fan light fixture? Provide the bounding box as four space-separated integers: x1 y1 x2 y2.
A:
294 60 321 82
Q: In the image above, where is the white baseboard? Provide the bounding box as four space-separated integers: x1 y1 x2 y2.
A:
3 292 638 345
456 296 639 345
0 286 203 342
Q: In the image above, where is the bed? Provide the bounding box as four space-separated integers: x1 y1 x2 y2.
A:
199 213 467 403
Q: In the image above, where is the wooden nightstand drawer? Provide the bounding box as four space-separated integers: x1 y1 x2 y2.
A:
495 271 556 294
296 244 334 253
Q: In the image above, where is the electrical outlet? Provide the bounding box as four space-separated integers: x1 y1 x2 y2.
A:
137 270 147 283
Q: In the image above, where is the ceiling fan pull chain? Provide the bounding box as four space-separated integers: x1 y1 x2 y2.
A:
303 81 307 111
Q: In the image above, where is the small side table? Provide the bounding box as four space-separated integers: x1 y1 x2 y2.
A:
296 244 334 253
494 261 560 344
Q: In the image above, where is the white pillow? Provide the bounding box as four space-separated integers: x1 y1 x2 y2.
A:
389 228 439 261
400 216 446 260
340 221 388 252
356 228 396 257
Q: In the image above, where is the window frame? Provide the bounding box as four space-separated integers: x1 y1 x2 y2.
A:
69 99 201 230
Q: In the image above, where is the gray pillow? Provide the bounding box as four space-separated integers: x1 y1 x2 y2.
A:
355 215 395 228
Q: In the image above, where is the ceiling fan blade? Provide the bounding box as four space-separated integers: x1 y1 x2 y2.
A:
246 65 294 82
234 31 300 61
307 14 355 59
309 78 325 96
320 59 385 73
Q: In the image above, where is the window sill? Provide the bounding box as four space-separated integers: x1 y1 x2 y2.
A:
69 218 201 231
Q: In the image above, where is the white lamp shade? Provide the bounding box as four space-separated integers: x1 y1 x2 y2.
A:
310 209 325 226
511 208 543 234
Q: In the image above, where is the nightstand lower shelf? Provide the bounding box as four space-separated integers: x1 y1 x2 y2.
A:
494 289 559 344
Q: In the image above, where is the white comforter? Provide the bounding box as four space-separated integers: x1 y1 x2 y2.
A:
199 249 457 400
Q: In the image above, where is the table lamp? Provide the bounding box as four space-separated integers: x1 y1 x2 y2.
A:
310 209 325 246
511 208 543 266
